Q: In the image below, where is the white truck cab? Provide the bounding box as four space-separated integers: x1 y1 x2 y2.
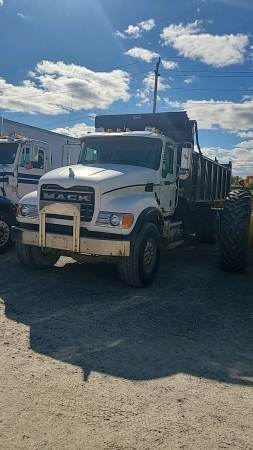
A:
0 133 51 203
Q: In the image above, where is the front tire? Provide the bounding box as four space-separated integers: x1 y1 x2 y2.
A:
0 213 12 255
220 189 252 272
118 222 161 287
16 242 60 269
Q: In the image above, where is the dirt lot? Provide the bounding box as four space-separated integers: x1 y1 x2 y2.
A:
1 240 253 449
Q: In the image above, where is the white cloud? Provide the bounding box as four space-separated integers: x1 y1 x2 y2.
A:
184 76 197 84
164 97 253 131
0 0 3 6
161 60 179 69
133 73 170 108
160 21 249 67
52 122 94 138
143 72 170 91
163 96 253 175
139 19 156 31
237 131 253 138
116 18 155 39
236 139 253 149
115 31 127 39
201 145 253 177
125 47 159 63
134 89 151 105
0 60 130 115
18 12 31 20
124 25 141 39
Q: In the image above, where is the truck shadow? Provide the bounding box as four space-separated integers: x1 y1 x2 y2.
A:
2 242 253 385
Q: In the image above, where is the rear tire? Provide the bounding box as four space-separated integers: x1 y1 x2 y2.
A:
16 242 60 269
0 213 12 255
118 222 161 287
220 189 252 272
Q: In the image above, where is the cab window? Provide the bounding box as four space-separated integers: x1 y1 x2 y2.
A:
32 150 45 169
19 147 45 169
19 146 31 166
162 144 175 178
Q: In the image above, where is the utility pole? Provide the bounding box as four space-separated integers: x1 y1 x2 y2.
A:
153 57 161 113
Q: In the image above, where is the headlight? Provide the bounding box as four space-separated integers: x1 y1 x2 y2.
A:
110 214 121 227
96 211 134 228
20 204 38 218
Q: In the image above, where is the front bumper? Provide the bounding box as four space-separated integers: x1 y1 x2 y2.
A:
13 201 130 256
11 226 130 257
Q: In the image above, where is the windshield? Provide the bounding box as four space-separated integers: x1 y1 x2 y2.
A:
0 143 19 165
78 136 162 170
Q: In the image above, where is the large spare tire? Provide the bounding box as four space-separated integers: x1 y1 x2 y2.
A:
220 189 252 272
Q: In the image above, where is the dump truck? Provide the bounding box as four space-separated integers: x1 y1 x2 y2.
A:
0 118 80 254
11 111 253 286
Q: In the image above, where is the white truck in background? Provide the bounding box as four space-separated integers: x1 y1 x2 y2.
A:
0 118 80 254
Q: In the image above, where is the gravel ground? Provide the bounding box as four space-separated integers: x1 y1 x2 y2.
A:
1 240 253 449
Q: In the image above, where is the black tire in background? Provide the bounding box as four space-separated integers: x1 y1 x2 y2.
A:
16 242 60 269
0 212 13 255
118 222 161 287
220 189 252 273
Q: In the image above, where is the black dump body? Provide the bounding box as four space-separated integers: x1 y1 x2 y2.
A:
95 112 232 206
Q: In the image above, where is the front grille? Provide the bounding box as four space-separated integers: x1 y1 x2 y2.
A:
40 184 95 222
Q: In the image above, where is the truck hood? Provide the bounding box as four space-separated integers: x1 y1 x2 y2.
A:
39 164 158 194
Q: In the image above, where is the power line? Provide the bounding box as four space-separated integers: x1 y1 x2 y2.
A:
160 73 253 78
160 70 253 74
162 99 253 105
164 87 253 92
109 61 142 70
160 54 252 61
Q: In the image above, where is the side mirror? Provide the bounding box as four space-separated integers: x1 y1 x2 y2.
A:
179 144 191 180
31 143 39 162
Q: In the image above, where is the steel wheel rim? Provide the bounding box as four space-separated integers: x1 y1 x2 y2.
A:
143 238 157 274
0 220 10 246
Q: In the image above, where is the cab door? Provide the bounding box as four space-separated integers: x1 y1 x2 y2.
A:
17 145 46 198
159 142 177 215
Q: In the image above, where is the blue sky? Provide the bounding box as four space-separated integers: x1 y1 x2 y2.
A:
1 0 253 176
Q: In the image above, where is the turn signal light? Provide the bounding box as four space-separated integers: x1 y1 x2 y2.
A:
122 214 134 228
